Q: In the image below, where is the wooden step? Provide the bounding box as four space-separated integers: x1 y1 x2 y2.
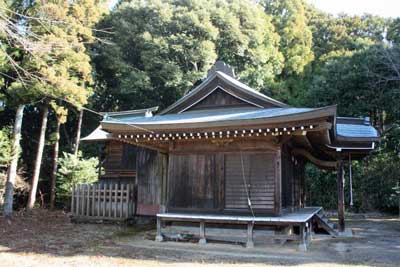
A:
314 213 338 236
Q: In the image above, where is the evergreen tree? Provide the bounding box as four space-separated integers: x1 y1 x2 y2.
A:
26 0 108 209
261 0 314 76
0 0 108 211
387 18 400 45
91 0 283 111
49 101 68 209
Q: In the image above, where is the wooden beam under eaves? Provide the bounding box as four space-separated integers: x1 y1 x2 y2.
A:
292 148 336 169
307 129 331 145
120 139 168 153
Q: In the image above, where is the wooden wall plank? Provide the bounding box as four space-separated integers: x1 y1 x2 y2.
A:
166 150 277 214
101 141 137 184
136 147 167 215
167 153 222 210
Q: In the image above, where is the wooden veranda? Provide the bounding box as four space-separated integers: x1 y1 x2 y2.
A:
156 207 322 250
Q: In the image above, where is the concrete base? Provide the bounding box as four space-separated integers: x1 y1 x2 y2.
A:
199 238 207 245
155 235 164 242
246 241 254 248
337 228 354 238
297 243 308 252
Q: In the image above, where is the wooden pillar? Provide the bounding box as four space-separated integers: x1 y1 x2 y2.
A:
155 217 163 242
337 160 345 232
274 149 282 215
298 223 308 251
97 145 103 180
199 221 206 245
307 221 312 243
246 222 254 248
300 161 306 208
161 152 168 212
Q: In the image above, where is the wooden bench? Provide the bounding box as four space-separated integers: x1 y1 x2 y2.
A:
155 207 321 250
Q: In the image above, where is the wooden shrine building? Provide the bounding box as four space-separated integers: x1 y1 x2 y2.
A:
81 61 379 249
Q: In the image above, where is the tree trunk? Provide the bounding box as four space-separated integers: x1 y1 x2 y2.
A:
49 120 61 210
3 104 24 217
74 109 83 156
27 104 49 209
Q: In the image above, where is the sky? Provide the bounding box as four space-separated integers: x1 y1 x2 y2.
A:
306 0 400 18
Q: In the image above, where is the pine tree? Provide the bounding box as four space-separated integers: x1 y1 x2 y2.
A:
1 0 107 212
49 101 68 209
26 0 108 209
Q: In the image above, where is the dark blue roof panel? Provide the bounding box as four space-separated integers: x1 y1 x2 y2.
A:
336 123 379 138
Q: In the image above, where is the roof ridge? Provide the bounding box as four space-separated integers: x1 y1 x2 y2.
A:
159 70 289 115
158 72 218 115
215 71 288 108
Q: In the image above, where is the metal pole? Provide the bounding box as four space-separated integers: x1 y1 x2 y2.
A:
349 154 353 207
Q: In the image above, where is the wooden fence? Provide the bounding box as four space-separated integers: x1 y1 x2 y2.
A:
71 183 136 221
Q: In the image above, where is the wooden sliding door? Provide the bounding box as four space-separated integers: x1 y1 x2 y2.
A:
167 153 223 211
224 152 276 212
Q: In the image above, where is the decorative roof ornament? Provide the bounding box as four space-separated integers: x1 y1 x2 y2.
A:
207 61 235 78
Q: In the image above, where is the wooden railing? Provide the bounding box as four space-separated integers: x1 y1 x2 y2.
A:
71 183 136 221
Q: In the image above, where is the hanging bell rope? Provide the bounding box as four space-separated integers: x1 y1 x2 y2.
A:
240 151 255 221
349 154 353 207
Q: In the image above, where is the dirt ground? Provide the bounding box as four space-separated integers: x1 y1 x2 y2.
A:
0 209 399 267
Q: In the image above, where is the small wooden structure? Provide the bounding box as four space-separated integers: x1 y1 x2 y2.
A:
80 107 164 218
71 183 135 221
82 61 379 249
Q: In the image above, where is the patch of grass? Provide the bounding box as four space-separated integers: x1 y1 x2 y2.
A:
113 224 154 238
88 244 106 252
